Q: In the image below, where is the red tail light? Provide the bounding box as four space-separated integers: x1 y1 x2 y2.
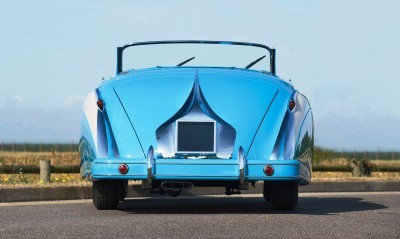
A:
97 99 104 111
263 165 274 176
118 164 129 174
288 100 296 111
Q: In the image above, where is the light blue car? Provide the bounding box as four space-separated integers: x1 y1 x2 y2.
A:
80 40 313 210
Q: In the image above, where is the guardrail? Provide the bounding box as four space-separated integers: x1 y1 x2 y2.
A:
0 160 80 182
312 165 400 172
0 165 80 174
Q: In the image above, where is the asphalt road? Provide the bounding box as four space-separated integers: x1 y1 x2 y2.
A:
0 192 399 239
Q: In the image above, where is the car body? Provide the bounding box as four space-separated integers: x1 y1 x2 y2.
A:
79 40 314 210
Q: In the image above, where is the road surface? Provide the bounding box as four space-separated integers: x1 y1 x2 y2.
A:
0 192 399 238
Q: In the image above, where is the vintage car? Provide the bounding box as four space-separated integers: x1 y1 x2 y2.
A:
80 40 313 210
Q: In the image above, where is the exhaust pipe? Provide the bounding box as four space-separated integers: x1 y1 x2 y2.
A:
161 181 194 190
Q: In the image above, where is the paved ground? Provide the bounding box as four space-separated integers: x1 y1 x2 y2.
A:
0 192 399 239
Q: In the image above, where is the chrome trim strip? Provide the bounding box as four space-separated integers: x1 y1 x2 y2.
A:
147 146 154 184
238 146 246 184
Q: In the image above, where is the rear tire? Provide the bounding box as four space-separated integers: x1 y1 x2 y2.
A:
93 180 120 210
118 180 128 201
270 182 298 210
263 182 272 202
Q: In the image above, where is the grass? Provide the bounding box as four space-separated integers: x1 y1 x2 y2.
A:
1 172 399 186
0 173 145 187
313 157 400 167
2 172 398 187
0 151 81 186
312 172 400 181
0 173 89 186
0 151 79 165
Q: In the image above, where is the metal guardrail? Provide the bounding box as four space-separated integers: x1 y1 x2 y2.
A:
312 165 400 172
1 165 400 174
0 165 80 174
312 165 353 172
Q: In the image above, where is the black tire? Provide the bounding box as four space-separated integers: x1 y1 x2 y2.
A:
93 180 120 210
270 182 298 210
118 180 128 201
166 190 181 197
263 182 272 202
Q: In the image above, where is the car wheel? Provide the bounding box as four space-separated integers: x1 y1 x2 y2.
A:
262 182 272 202
93 180 120 210
118 180 128 201
270 182 298 210
166 190 181 197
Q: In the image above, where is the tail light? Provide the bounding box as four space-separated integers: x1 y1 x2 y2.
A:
288 100 295 111
118 164 129 174
97 99 104 111
263 165 274 176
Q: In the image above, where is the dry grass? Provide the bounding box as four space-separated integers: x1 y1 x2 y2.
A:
0 151 79 165
0 173 143 187
0 151 81 186
316 158 350 166
315 158 400 167
0 173 89 186
368 160 400 167
313 172 400 181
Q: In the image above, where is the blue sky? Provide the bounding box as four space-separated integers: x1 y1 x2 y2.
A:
0 0 399 150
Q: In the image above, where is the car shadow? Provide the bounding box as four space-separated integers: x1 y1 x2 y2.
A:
117 195 387 215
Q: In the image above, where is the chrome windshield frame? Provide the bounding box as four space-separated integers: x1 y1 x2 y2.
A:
116 40 276 75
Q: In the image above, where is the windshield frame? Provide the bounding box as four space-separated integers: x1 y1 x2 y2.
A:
116 40 276 75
